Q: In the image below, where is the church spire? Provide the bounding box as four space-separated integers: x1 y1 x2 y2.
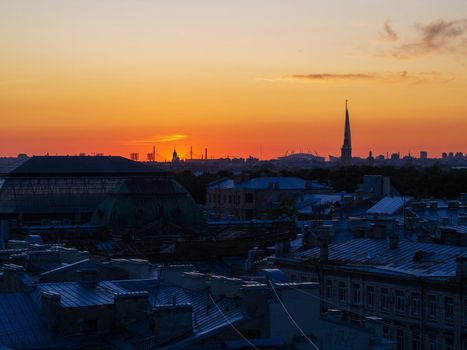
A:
341 99 352 166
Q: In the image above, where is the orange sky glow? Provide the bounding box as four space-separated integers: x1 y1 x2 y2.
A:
0 0 466 160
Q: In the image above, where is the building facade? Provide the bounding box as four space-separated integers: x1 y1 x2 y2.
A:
274 237 467 350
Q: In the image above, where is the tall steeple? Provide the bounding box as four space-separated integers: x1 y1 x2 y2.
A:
341 99 352 166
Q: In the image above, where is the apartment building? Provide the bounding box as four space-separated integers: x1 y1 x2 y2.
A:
206 176 330 220
273 236 467 350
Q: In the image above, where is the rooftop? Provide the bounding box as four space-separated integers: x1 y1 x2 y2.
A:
367 196 412 216
208 177 329 191
288 238 467 278
9 156 160 175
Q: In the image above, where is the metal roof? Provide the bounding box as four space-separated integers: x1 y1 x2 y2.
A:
35 281 124 307
10 156 159 175
440 225 467 234
367 196 411 216
291 238 467 278
0 276 246 349
0 293 55 348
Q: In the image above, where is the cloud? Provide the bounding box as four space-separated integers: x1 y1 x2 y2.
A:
380 20 399 42
291 73 377 80
131 134 187 144
278 71 451 84
383 18 467 59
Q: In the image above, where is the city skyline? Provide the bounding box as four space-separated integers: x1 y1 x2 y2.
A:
1 0 466 159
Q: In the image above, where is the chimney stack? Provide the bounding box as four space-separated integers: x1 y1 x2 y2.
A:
389 234 399 250
317 225 331 263
302 225 312 248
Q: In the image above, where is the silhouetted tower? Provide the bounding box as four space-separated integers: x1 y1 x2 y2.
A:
190 146 193 160
152 146 156 162
368 149 374 166
340 100 352 166
172 149 180 163
205 148 208 160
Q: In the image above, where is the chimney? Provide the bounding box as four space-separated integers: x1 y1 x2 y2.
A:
371 224 386 239
319 240 329 263
41 291 61 329
317 225 331 263
302 225 312 248
389 234 399 250
115 291 149 326
456 257 467 280
77 267 98 287
275 240 290 258
153 304 193 345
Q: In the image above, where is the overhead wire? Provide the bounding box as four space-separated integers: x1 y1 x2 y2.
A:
208 294 261 350
270 277 445 350
268 280 320 350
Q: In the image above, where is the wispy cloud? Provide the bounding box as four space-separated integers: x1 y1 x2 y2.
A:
131 134 187 144
258 71 452 84
381 18 467 59
291 73 377 81
380 20 399 42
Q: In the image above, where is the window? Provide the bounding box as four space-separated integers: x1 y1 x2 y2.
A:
428 295 437 320
367 286 375 309
352 284 361 304
445 334 454 350
429 335 437 350
411 293 421 316
383 323 390 340
396 290 405 314
338 282 346 303
445 297 454 322
326 280 333 300
396 329 404 350
412 332 421 350
245 193 254 203
381 288 390 312
83 319 98 333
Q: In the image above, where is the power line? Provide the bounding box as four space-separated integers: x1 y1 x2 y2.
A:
208 294 261 350
268 281 320 350
271 278 445 350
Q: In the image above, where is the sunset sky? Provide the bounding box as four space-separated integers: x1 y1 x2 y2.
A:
1 0 466 160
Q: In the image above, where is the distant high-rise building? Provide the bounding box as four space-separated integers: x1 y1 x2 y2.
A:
130 153 139 161
420 151 428 159
147 146 156 162
340 100 352 166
